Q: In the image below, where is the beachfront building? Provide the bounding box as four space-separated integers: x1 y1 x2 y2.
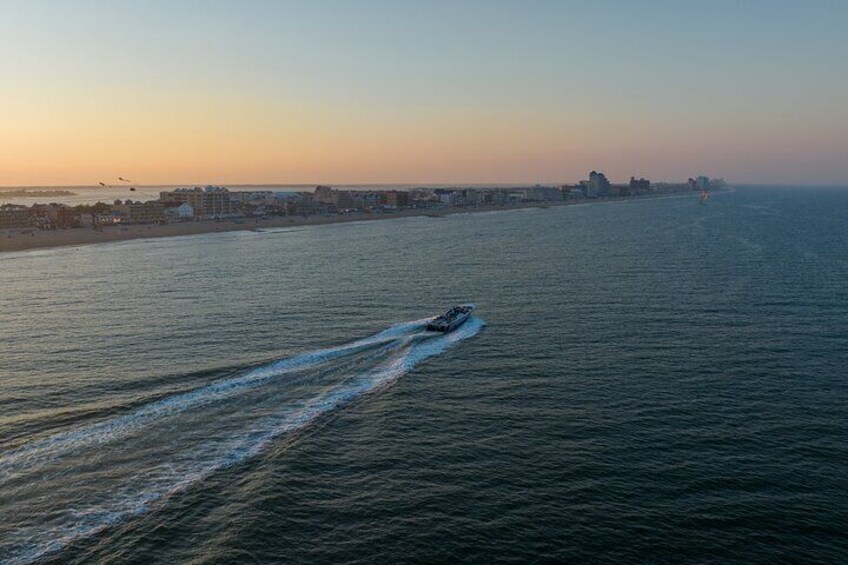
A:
409 188 436 204
163 202 195 222
0 204 31 230
524 185 563 202
112 200 166 224
561 185 586 199
229 191 274 204
159 186 239 218
436 190 460 205
610 184 630 197
241 203 271 217
335 191 360 210
586 171 611 197
313 185 335 204
359 191 385 208
629 177 651 194
96 211 123 226
29 204 81 229
312 186 363 210
385 190 410 208
288 198 332 216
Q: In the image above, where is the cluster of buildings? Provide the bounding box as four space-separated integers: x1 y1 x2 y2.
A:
0 174 726 232
313 185 410 210
0 186 275 230
560 172 722 199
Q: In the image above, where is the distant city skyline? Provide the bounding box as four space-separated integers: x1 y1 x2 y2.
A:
1 1 847 186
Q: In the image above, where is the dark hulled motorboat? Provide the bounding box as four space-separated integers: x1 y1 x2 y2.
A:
426 304 477 332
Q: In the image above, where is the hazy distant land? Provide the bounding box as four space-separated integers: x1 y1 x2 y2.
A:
0 188 76 198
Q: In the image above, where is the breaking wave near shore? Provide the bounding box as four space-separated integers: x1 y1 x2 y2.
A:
0 317 484 564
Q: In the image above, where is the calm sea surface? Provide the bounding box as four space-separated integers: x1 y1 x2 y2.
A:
1 187 847 563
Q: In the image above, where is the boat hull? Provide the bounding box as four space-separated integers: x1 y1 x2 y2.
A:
426 304 476 332
426 312 471 332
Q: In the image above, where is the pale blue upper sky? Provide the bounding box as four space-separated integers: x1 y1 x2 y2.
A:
1 1 846 185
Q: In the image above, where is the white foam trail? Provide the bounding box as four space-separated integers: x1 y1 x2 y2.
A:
0 319 428 485
0 317 483 565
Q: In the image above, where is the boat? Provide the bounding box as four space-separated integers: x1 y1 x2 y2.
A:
426 304 477 332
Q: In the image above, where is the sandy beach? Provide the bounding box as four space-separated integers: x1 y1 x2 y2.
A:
0 192 702 254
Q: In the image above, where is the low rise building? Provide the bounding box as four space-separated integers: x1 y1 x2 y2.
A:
525 185 562 201
30 203 81 229
334 190 360 210
112 200 165 224
438 191 461 205
610 184 630 197
629 177 651 194
96 211 123 226
288 198 330 216
487 190 509 204
312 186 363 210
385 190 410 208
561 185 585 199
0 204 31 230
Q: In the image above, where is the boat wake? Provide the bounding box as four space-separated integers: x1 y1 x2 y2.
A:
0 317 484 564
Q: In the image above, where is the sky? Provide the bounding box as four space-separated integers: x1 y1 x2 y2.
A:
1 0 847 186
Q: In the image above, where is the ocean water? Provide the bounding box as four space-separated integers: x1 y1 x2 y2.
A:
1 187 846 563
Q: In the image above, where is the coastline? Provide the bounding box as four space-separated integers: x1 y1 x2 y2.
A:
0 190 712 254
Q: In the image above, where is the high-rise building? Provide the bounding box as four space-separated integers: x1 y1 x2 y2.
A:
159 186 239 218
587 171 611 197
313 185 335 204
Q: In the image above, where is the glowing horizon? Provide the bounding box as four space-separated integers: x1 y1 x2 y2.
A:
1 1 847 187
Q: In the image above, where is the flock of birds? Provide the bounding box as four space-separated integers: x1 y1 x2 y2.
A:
97 177 157 199
98 177 136 191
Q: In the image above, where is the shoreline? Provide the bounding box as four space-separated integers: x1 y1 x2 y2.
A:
0 190 714 254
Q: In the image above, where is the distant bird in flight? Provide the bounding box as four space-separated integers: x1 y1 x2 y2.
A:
98 182 107 187
118 177 133 183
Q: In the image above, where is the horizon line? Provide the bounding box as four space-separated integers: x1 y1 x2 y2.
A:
2 181 848 190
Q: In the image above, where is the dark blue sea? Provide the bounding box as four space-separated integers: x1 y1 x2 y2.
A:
1 187 847 563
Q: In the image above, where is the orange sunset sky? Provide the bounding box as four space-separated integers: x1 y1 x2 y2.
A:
2 1 847 186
